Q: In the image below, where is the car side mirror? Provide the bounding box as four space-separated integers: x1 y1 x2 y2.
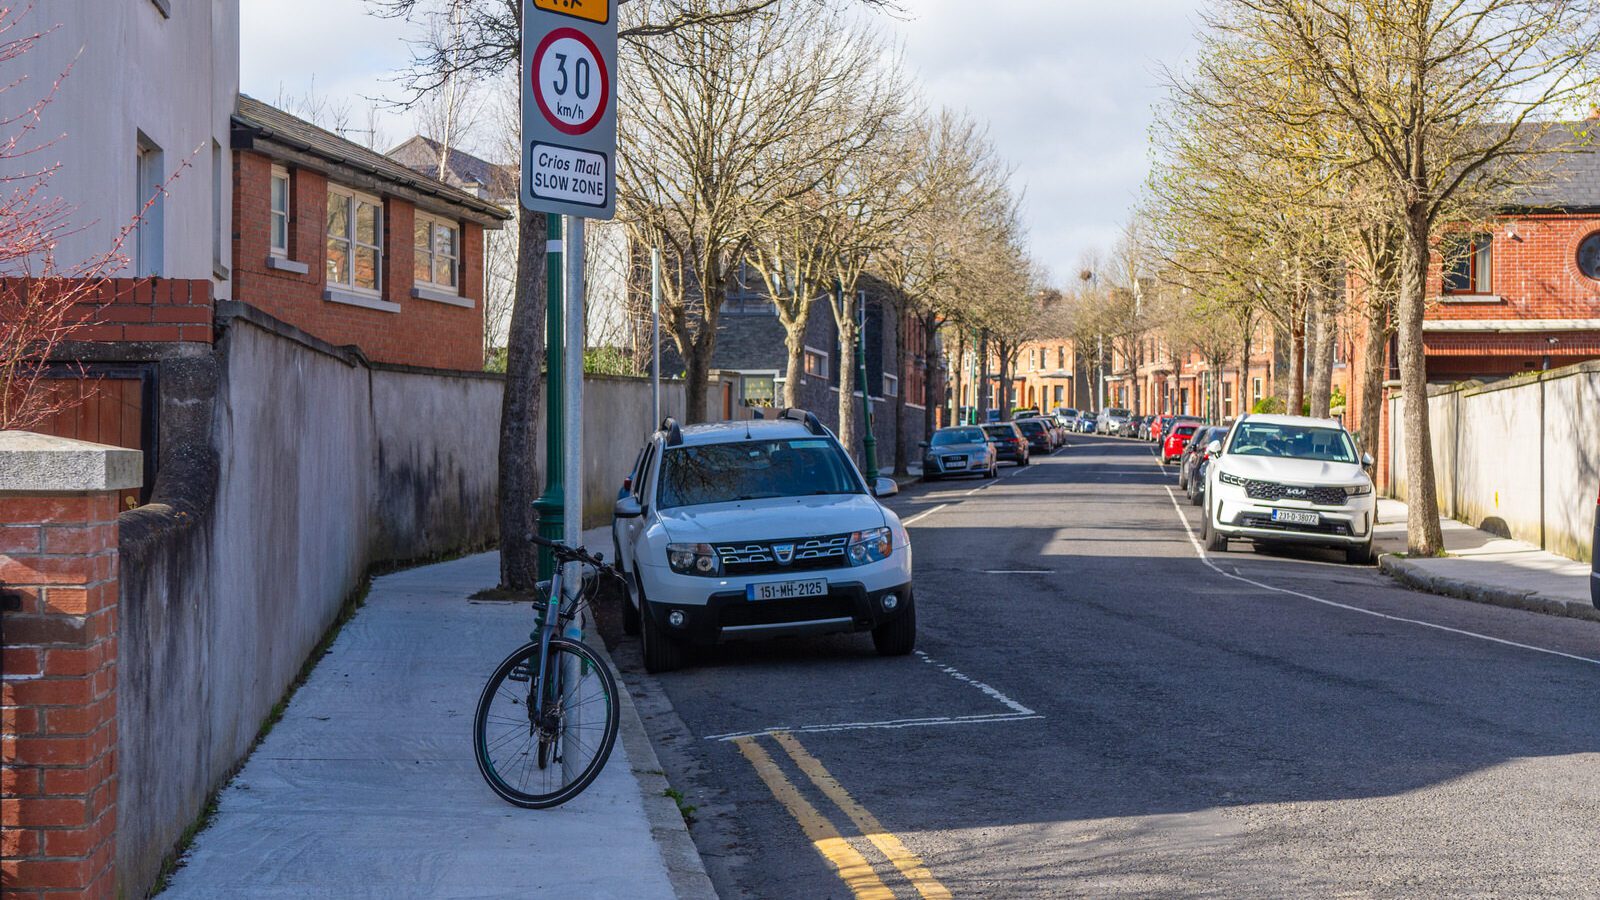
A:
917 441 928 449
1362 453 1375 469
872 476 900 498
1207 440 1223 457
614 496 643 519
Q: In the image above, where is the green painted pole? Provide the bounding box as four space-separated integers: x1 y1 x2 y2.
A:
534 213 564 580
853 289 879 481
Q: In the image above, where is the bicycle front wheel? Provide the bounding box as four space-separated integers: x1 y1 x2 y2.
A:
473 637 620 809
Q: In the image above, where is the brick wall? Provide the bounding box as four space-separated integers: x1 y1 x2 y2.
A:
2 492 123 898
231 149 487 372
0 278 214 345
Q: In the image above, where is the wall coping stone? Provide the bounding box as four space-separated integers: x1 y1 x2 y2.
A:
0 430 144 491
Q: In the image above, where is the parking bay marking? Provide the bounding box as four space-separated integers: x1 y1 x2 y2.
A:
1162 486 1600 669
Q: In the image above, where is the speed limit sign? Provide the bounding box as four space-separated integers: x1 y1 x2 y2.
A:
522 1 616 218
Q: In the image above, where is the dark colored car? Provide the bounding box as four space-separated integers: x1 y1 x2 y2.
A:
921 426 997 480
1015 418 1054 454
1593 483 1599 608
1163 422 1200 465
1182 426 1230 504
982 423 1030 466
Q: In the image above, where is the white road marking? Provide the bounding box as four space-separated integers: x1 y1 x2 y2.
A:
707 712 1042 742
915 650 1036 715
1162 486 1600 668
901 503 949 526
982 569 1055 575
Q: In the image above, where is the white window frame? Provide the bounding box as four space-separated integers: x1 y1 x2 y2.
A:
803 346 829 380
135 133 164 277
326 185 384 296
883 373 899 398
413 211 461 292
270 166 291 258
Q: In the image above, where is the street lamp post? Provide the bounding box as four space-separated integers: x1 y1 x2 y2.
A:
849 285 879 481
533 213 564 580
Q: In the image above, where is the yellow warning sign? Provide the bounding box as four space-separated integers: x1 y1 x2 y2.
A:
533 0 607 25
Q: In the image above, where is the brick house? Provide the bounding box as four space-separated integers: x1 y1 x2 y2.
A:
231 97 511 371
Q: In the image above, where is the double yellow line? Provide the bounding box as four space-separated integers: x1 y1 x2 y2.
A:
734 732 952 900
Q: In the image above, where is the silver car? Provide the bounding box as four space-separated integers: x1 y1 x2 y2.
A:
920 426 998 480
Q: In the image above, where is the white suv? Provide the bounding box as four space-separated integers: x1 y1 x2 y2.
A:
612 410 915 673
1201 414 1378 564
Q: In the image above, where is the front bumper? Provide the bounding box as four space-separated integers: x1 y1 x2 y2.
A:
1211 485 1376 548
644 581 913 645
924 453 988 475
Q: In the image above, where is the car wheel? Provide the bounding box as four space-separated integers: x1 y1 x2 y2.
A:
1178 468 1189 490
1019 454 1030 467
985 462 998 478
640 591 688 674
621 573 643 636
1202 506 1228 553
1190 481 1205 507
1345 540 1375 566
871 594 916 656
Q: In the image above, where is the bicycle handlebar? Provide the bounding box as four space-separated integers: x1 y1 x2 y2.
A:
527 533 617 574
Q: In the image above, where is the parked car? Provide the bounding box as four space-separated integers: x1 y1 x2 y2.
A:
1177 427 1219 491
1147 414 1170 442
610 410 915 673
1183 426 1231 505
1162 422 1201 464
1076 411 1097 433
1014 418 1055 455
982 423 1030 467
921 426 998 480
1593 482 1599 608
1055 408 1079 431
1200 413 1378 564
1161 415 1203 446
1097 407 1132 435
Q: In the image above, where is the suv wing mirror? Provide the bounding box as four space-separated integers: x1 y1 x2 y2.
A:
614 496 643 519
1362 452 1375 469
1206 440 1223 457
872 476 900 499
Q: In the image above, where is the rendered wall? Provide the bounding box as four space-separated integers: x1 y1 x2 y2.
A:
1387 361 1600 563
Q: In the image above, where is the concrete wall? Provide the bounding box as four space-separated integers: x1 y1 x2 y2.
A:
0 1 238 292
1388 361 1600 562
114 309 677 893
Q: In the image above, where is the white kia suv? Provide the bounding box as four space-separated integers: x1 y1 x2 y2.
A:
612 410 915 673
1201 414 1378 564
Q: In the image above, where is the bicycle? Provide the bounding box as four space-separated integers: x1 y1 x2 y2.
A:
473 535 622 809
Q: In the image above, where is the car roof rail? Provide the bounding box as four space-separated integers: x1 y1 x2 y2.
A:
660 417 683 447
776 407 828 437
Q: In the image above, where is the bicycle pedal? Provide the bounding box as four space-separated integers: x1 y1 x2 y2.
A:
508 663 533 683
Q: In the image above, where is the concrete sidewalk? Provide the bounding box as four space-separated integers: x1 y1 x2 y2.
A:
1374 498 1597 622
159 551 713 899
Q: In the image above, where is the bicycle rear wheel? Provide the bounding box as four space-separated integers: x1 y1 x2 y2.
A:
474 637 620 809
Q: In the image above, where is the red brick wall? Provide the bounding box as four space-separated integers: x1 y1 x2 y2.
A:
1 492 122 898
232 149 487 371
1430 214 1600 320
0 278 214 345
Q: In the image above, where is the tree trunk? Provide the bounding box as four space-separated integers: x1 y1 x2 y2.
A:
1288 309 1306 415
683 334 712 423
1357 297 1392 463
1308 275 1337 418
497 209 548 591
782 317 807 409
836 314 859 463
922 312 938 438
1239 317 1254 415
1399 217 1445 555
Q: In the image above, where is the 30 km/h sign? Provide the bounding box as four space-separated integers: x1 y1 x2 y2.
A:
522 0 616 218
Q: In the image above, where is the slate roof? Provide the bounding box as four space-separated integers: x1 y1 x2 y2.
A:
232 95 511 222
387 135 520 203
1499 124 1600 210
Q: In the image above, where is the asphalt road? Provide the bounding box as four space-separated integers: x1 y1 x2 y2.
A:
602 435 1600 899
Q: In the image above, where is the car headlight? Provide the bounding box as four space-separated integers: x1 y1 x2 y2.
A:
1218 471 1245 486
667 542 721 576
847 526 892 566
1344 482 1373 496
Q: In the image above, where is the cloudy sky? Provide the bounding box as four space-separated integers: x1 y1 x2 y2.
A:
242 1 1202 283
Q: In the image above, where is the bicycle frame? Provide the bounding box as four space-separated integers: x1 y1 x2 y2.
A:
528 564 567 723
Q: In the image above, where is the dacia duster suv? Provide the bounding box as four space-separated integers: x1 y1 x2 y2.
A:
612 410 915 672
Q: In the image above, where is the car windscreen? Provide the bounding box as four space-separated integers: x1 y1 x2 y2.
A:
1174 425 1197 437
931 428 985 446
1062 409 1078 417
1108 408 1130 418
1226 422 1357 463
657 438 863 510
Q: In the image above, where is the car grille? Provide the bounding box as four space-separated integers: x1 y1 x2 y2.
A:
715 534 850 576
1244 480 1347 506
1239 514 1352 537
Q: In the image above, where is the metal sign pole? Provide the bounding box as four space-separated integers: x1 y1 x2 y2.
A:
564 216 585 559
651 247 661 429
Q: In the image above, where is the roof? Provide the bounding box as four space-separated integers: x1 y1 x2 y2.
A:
1239 413 1346 429
387 135 519 203
231 95 511 223
669 419 823 447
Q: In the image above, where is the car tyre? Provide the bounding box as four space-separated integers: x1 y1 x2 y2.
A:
1190 481 1205 507
621 573 643 636
1202 506 1228 553
1177 467 1190 491
639 589 688 674
871 595 916 656
1019 454 1031 467
1345 539 1375 566
985 461 999 478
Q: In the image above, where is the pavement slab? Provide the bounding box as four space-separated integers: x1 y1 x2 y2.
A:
159 551 705 900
